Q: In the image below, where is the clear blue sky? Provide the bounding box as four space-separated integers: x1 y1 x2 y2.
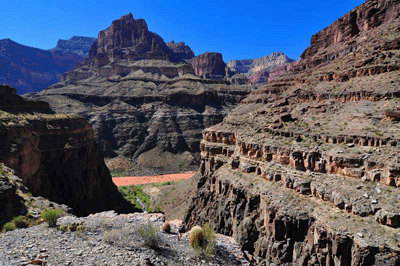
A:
1 0 365 62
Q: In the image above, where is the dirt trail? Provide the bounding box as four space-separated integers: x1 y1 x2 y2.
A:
112 172 195 187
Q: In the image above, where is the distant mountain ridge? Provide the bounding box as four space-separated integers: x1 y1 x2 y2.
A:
227 52 295 84
0 37 95 94
50 36 97 57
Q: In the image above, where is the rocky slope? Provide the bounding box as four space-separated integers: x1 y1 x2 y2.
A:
0 211 251 266
227 52 295 85
27 13 254 174
0 84 132 216
184 0 400 264
50 36 97 57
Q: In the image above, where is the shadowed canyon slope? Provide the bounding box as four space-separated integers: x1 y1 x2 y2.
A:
0 84 132 216
0 37 96 94
185 0 400 264
27 13 255 174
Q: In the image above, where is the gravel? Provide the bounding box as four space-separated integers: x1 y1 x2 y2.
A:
0 211 251 266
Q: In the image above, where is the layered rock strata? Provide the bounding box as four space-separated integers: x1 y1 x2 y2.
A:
185 0 400 264
0 85 132 216
27 14 254 173
227 52 295 85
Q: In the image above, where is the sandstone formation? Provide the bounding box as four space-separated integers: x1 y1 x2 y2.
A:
50 36 97 57
185 0 400 264
0 38 92 94
0 85 133 216
27 14 254 174
189 52 227 80
227 52 295 85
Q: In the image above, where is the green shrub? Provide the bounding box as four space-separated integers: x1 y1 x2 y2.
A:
3 222 15 232
190 228 206 251
137 221 160 249
12 215 28 228
189 223 216 256
41 209 62 227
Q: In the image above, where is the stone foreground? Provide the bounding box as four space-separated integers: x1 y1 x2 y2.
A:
0 211 251 266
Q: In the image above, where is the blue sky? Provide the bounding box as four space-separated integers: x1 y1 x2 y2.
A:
1 0 365 62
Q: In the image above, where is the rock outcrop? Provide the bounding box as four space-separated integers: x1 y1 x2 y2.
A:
0 164 72 228
0 85 132 216
27 14 254 174
0 38 93 94
50 36 97 57
166 40 195 62
189 52 227 80
227 52 295 85
185 0 400 264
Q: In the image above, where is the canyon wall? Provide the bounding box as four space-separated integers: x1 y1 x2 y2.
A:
184 0 400 264
0 85 132 216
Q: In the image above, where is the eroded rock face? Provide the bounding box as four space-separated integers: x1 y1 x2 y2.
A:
189 52 227 80
0 85 132 216
166 40 195 62
299 0 400 69
185 0 400 264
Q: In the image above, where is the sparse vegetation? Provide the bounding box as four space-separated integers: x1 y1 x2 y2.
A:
12 215 28 229
103 229 131 247
2 222 15 232
58 222 86 232
137 221 160 249
41 209 62 227
189 223 216 256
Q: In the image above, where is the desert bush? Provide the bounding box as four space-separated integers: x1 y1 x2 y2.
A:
162 221 171 233
3 222 15 232
103 229 130 246
58 222 86 232
12 215 28 228
41 209 62 227
189 227 206 251
137 221 160 249
189 223 216 256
